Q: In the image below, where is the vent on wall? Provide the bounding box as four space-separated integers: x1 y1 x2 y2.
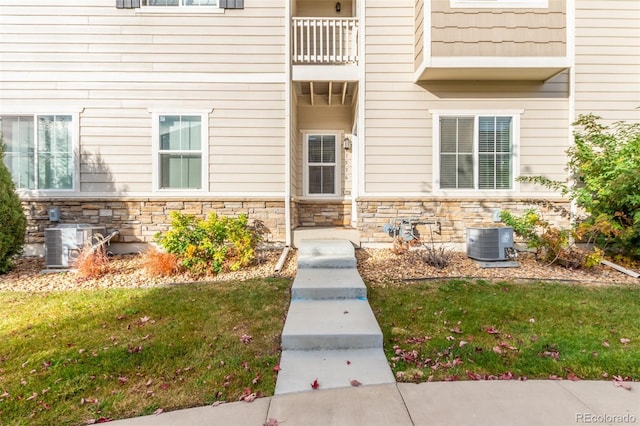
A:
466 227 514 261
44 224 106 268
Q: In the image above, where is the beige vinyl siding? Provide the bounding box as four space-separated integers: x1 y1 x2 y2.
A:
295 0 353 17
365 0 432 193
431 0 566 57
291 94 301 199
80 108 151 193
364 0 569 194
415 0 425 71
575 1 640 124
0 0 286 195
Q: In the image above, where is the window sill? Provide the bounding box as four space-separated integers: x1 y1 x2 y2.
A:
136 7 224 15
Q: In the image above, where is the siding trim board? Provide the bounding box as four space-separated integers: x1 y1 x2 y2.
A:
415 57 571 82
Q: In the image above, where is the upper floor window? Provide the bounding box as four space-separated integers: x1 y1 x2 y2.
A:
154 114 208 191
435 114 517 191
1 115 74 191
450 0 548 8
142 0 219 7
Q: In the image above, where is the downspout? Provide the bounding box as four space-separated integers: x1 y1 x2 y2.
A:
567 0 576 224
284 0 292 247
357 0 366 202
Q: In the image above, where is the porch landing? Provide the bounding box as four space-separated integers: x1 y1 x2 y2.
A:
292 227 360 248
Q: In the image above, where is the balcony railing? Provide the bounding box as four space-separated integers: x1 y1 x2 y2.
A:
292 17 358 65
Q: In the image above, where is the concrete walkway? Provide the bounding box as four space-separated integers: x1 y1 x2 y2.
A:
275 239 395 394
111 380 639 426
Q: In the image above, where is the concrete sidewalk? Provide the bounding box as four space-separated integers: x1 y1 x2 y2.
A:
111 380 639 426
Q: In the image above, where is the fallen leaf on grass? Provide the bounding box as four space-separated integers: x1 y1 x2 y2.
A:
350 379 362 387
602 340 610 347
311 379 320 390
620 338 630 344
87 417 113 424
240 334 252 344
239 387 257 402
26 392 38 401
140 316 150 323
486 327 500 335
566 372 580 381
81 398 99 405
252 373 262 385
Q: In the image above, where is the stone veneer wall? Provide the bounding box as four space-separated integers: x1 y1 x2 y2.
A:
357 198 571 245
21 198 287 247
296 200 352 227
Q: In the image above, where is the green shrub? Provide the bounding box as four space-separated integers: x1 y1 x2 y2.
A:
519 114 640 260
154 212 259 276
500 208 601 268
0 141 27 273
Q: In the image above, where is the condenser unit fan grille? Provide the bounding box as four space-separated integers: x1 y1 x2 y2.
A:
466 227 514 261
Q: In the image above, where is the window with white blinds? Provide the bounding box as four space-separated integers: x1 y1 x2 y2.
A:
306 134 338 195
439 115 513 191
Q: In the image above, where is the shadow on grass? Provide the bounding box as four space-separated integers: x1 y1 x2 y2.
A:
0 278 291 425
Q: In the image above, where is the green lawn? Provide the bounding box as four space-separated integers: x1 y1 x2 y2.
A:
369 279 640 382
0 278 290 426
2 277 638 425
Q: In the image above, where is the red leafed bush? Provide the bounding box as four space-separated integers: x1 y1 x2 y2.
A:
142 247 179 277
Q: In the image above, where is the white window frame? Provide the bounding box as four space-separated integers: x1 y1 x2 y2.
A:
151 112 209 193
302 131 341 198
450 0 548 8
0 112 79 194
432 110 521 196
139 0 223 13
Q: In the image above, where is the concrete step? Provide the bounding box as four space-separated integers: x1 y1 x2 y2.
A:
281 299 383 350
297 239 358 269
297 254 357 269
293 228 360 248
297 239 355 257
291 268 367 300
274 348 395 395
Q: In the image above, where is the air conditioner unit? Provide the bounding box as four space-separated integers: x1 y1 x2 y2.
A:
466 227 514 261
44 224 106 268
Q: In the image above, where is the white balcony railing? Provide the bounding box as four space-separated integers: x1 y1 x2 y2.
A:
292 17 358 65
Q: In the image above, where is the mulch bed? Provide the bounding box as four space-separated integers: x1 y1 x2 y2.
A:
1 248 638 292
